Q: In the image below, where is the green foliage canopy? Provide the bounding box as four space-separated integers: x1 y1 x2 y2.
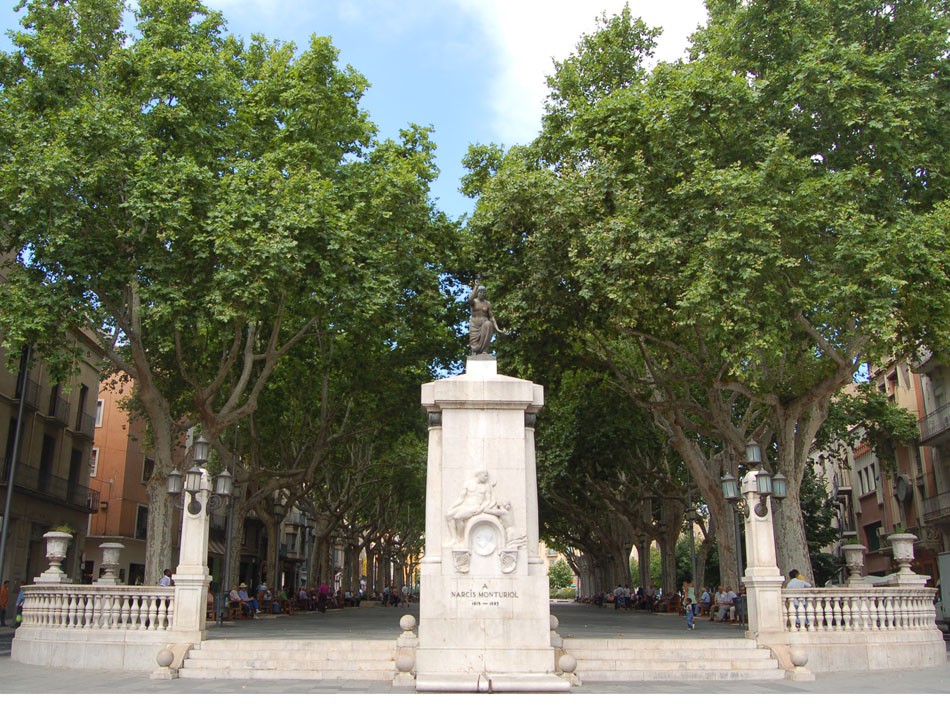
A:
460 0 949 578
0 0 458 579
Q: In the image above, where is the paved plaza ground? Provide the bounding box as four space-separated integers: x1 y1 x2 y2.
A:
0 601 947 696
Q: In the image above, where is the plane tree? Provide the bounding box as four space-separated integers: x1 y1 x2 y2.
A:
535 367 695 594
460 1 950 580
0 0 457 581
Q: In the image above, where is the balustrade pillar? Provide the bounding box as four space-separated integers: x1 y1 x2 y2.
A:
739 473 785 637
172 468 212 637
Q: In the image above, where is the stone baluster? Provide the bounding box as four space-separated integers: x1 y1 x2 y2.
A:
830 594 842 628
83 594 94 628
814 596 826 631
147 596 158 631
66 592 78 628
120 595 131 628
103 594 114 628
53 591 61 626
847 595 857 630
129 594 142 631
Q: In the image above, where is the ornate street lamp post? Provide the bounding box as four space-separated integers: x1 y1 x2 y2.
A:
272 495 286 596
166 433 233 635
720 439 787 637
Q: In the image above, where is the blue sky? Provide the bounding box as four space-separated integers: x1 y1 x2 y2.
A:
0 0 709 220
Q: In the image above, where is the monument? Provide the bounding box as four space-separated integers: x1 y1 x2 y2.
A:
415 283 568 692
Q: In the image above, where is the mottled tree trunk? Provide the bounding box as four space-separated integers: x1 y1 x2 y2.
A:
635 539 651 586
222 497 248 593
145 479 176 585
311 536 331 586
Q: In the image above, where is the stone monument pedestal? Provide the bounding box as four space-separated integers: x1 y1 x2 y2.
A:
416 356 568 692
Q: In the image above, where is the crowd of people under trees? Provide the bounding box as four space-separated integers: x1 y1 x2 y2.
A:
576 569 814 627
212 580 414 619
577 580 750 624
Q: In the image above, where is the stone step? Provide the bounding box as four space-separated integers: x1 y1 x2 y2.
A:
178 636 784 684
574 657 781 672
562 636 784 682
568 647 772 661
187 648 394 662
183 655 393 671
577 668 787 682
179 638 396 680
181 658 393 672
196 639 391 652
564 637 760 651
178 668 393 681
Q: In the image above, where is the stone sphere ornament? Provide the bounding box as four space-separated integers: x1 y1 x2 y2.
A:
790 649 809 668
400 614 417 632
395 653 415 673
155 648 174 668
558 653 577 674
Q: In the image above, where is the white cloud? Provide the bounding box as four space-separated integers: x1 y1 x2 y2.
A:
452 0 708 145
198 0 709 149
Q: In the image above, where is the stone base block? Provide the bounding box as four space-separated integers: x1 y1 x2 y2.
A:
756 629 946 673
12 627 202 672
416 672 570 692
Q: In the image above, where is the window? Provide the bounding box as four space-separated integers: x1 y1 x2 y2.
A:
95 399 104 427
141 457 154 484
859 463 878 495
3 418 15 477
134 505 148 540
864 522 882 552
89 448 99 478
39 434 56 490
48 384 60 417
76 385 89 431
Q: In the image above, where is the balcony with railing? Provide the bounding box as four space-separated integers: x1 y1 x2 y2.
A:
76 410 96 438
922 487 950 524
14 375 41 410
919 402 950 447
0 462 96 512
833 471 853 499
48 393 70 425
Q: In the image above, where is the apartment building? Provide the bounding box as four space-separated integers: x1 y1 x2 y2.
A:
916 351 950 555
84 377 161 585
819 355 947 585
0 338 103 585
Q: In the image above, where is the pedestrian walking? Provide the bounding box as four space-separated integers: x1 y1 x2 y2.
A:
0 580 8 627
15 580 25 627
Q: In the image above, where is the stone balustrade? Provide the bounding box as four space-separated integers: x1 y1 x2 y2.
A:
781 587 937 633
20 584 175 632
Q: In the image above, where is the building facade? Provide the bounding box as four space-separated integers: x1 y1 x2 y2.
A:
84 377 158 585
0 338 102 587
820 355 948 585
916 351 950 556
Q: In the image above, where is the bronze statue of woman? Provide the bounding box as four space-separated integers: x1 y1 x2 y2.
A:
468 280 504 355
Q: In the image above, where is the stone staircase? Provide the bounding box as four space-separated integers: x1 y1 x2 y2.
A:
177 639 397 681
564 637 786 682
177 635 785 684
